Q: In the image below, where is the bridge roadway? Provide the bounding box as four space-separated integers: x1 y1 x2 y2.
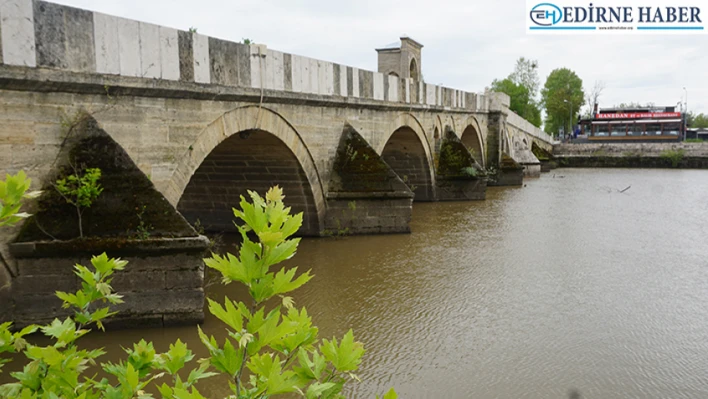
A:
0 0 552 237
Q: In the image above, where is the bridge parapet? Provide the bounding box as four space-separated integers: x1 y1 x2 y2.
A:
0 0 492 112
506 109 553 146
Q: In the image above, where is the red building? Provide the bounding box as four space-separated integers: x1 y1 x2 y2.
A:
579 105 684 142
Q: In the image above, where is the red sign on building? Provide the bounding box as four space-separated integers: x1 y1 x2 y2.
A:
596 112 682 119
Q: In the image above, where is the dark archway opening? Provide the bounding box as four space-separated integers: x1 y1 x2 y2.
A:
461 125 484 167
381 127 434 201
409 58 419 81
177 130 320 235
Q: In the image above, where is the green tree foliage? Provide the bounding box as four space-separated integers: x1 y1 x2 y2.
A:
687 112 708 128
509 57 540 100
0 171 41 227
55 167 103 238
490 57 542 128
0 184 397 399
491 78 542 127
541 68 585 136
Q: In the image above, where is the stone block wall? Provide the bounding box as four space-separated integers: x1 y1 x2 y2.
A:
9 237 209 328
553 142 708 169
177 130 320 236
553 142 708 157
436 178 487 201
324 197 413 235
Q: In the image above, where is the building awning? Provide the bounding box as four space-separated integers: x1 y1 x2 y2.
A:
592 119 682 124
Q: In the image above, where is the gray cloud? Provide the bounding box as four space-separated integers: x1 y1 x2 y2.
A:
51 0 707 114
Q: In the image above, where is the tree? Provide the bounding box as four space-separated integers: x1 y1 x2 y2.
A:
687 111 708 128
509 57 540 101
55 167 103 238
491 78 542 127
583 80 605 118
541 68 585 136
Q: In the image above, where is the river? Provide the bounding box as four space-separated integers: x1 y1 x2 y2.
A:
7 168 708 398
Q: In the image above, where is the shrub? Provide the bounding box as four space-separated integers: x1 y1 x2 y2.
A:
0 184 396 399
55 167 103 238
660 149 685 168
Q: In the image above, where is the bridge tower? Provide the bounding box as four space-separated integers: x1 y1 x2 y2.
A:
375 37 423 80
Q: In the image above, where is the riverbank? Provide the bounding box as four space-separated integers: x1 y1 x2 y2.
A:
553 142 708 169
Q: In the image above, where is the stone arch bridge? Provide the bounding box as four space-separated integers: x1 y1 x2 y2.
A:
0 0 552 236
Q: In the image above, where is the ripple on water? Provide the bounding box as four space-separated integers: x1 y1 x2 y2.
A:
12 169 708 398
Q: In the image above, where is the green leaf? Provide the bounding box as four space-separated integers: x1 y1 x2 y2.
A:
126 362 140 391
306 382 338 399
185 362 218 387
271 266 313 296
156 339 194 375
377 388 398 399
320 330 365 372
197 326 242 377
264 238 300 266
207 298 243 332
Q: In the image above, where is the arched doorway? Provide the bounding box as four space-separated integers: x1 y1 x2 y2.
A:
461 124 485 167
381 127 434 201
409 58 419 81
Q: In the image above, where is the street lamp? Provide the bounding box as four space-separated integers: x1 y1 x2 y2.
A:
564 99 573 141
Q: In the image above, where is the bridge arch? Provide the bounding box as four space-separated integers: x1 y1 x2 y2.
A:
169 106 325 235
460 116 486 167
379 113 436 201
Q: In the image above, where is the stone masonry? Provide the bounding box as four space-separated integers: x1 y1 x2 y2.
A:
0 0 552 242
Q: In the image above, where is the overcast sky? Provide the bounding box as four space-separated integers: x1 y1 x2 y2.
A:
52 0 707 115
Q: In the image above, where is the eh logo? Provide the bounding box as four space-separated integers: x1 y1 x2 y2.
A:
530 3 563 26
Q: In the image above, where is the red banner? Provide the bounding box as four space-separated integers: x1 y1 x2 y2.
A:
596 112 682 119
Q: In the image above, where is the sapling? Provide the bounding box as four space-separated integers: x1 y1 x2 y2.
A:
55 167 103 238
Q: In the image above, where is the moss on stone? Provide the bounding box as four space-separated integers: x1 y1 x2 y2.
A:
437 129 480 179
499 153 524 170
531 142 551 161
16 116 197 242
328 123 409 194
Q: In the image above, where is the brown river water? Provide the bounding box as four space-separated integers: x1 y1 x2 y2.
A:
5 168 708 398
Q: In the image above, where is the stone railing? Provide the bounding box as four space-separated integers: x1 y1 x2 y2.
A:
506 109 552 143
0 0 491 111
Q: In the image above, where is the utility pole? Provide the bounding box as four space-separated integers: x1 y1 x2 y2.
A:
683 87 688 140
564 99 573 142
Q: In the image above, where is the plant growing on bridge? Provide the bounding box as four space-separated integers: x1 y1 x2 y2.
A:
55 167 103 238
